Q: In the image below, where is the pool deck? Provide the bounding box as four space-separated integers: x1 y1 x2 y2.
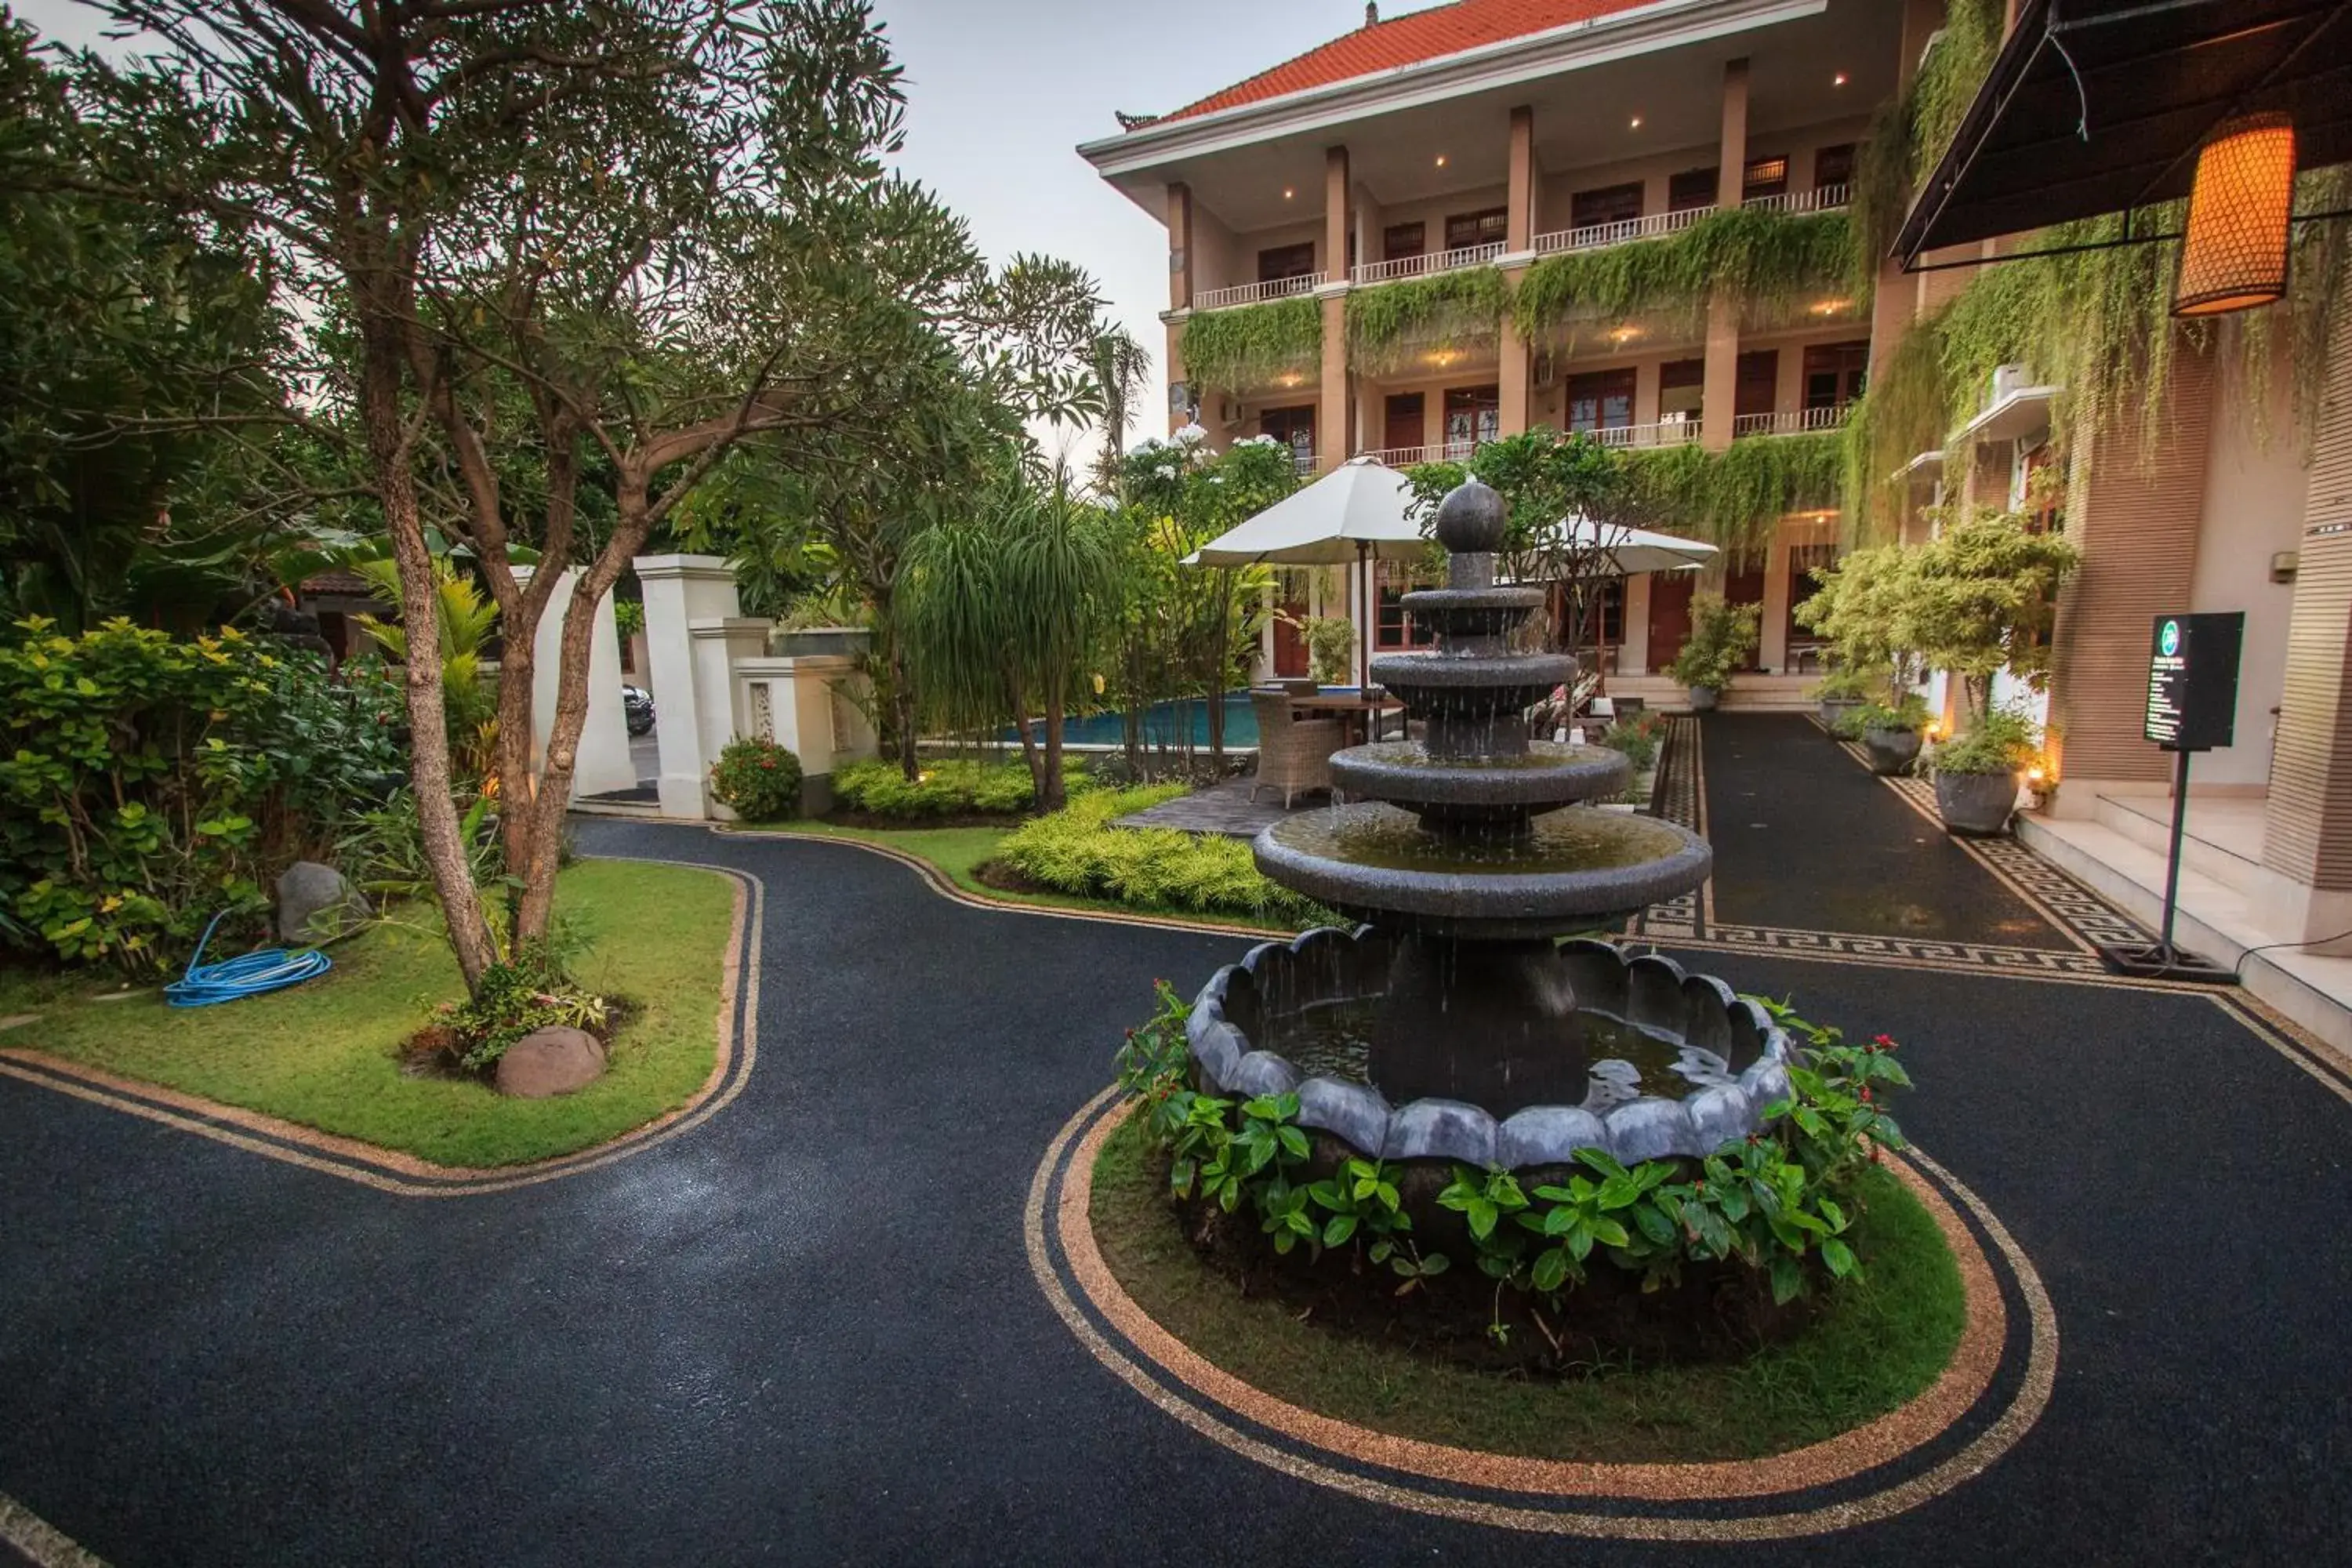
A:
1112 777 1320 838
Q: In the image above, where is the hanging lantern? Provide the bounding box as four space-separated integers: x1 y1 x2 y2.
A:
2172 112 2297 318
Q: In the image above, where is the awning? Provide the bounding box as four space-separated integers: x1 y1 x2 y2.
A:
1893 0 2352 268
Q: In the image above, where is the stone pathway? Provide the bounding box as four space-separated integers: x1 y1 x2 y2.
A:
3 817 2350 1564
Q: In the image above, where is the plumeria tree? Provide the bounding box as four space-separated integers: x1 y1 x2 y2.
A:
53 0 1112 989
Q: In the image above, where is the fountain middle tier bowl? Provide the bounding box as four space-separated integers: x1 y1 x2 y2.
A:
1255 802 1711 938
1330 739 1629 817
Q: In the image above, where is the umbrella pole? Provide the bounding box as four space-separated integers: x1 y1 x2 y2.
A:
1357 539 1371 692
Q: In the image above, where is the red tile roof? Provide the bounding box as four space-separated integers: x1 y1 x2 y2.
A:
1162 0 1661 122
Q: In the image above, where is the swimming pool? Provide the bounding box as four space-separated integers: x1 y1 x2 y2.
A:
1011 693 1260 750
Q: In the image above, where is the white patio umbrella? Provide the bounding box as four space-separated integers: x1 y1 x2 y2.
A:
1187 456 1433 689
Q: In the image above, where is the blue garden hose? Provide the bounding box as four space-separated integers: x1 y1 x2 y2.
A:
163 910 332 1007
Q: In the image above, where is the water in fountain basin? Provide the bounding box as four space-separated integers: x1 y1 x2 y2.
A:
1265 997 1732 1106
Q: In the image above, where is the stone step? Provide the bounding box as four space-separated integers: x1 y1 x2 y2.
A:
2016 813 2352 1055
2089 793 2267 896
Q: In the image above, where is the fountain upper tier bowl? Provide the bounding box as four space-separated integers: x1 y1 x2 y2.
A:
1257 803 1710 938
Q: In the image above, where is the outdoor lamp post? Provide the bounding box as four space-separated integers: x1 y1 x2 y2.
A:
2171 111 2297 318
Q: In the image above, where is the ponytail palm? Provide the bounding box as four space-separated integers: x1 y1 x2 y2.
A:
902 470 1117 811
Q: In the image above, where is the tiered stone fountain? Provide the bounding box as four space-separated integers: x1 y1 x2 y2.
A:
1187 481 1791 1173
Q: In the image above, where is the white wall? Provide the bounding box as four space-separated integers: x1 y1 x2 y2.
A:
2189 354 2309 786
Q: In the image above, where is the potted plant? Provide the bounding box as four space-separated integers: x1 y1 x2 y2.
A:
1667 593 1760 713
1811 664 1878 736
1855 692 1931 775
1301 615 1356 688
1925 706 2039 835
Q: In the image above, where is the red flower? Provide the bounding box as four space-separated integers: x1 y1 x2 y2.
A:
760 757 775 769
1859 1086 1873 1102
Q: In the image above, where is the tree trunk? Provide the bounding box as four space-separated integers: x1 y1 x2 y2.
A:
358 321 498 991
513 500 660 945
1007 671 1044 806
891 633 920 779
1040 687 1067 813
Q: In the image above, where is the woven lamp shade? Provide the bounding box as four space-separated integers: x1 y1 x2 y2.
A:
2172 113 2297 318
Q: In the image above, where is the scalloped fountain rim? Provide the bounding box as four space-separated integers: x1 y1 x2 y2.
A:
1185 928 1795 1170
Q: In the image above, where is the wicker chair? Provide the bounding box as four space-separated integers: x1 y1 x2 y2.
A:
1248 688 1344 808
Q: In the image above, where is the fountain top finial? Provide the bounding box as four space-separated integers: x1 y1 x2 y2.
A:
1433 479 1507 557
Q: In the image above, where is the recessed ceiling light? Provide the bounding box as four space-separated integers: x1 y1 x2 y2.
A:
1435 154 1448 167
1283 187 1294 199
1833 72 1848 86
1629 115 1642 129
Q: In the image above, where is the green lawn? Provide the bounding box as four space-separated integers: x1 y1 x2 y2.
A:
734 818 1301 932
0 858 735 1167
1091 1116 1967 1464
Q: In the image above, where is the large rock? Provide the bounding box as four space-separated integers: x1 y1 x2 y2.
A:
495 1025 608 1098
276 860 371 943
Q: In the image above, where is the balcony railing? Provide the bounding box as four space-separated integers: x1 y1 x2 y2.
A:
1584 419 1701 449
1192 272 1327 312
1732 404 1851 438
1359 441 1483 468
1741 183 1849 216
1351 241 1505 286
1533 205 1708 256
1527 186 1851 260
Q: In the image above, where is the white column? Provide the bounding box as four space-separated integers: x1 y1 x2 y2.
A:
513 564 636 801
690 618 772 819
634 554 742 819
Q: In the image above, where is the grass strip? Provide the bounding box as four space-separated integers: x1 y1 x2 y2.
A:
1091 1115 1966 1464
0 858 733 1167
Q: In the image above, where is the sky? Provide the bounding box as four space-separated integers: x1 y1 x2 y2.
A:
10 0 1388 470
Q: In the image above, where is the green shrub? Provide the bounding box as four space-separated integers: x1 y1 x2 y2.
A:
437 929 607 1071
1598 710 1669 773
0 617 403 971
1810 665 1879 702
1855 693 1931 734
831 756 1091 819
997 787 1334 924
1122 989 1914 1327
339 787 507 900
710 737 803 822
1301 617 1356 686
1926 705 2040 778
1666 594 1762 691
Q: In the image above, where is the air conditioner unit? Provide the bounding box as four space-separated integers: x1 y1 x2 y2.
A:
1990 363 2032 402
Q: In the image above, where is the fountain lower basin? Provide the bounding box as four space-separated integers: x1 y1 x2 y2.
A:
1256 802 1711 938
1188 928 1793 1169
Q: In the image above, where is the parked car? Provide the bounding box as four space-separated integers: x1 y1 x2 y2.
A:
622 684 655 736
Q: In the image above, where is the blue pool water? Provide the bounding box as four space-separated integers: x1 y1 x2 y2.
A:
1012 693 1261 749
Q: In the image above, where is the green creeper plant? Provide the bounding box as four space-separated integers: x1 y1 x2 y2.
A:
1346 267 1511 375
1178 296 1321 391
1512 208 1857 343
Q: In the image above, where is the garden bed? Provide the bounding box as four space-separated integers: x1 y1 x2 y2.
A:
1088 1112 1967 1464
0 859 735 1167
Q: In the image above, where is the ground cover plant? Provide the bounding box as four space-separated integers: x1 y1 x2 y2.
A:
0 859 731 1167
994 787 1335 925
0 619 402 971
1098 982 1961 1445
830 756 1092 821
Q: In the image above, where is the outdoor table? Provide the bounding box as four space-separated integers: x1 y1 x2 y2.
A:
1287 689 1404 744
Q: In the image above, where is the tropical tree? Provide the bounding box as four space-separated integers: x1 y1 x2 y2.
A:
54 0 1110 986
899 468 1117 811
1902 505 2078 719
1108 431 1292 768
1793 542 1918 701
0 16 297 633
1404 428 1639 652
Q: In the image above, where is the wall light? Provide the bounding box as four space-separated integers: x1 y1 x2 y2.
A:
1629 115 1643 129
2172 111 2296 318
1283 187 1295 200
1435 154 1448 168
1833 72 1847 87
1809 298 1853 315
